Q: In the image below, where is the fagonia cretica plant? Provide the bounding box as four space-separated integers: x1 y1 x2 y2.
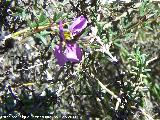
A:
0 1 160 119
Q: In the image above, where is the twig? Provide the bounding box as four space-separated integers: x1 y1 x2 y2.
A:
91 73 121 110
2 25 50 41
139 108 154 120
96 78 118 99
146 56 159 66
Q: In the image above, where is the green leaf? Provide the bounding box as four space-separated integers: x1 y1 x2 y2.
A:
40 30 50 36
51 40 55 49
53 12 63 22
140 1 147 16
145 25 153 31
124 33 134 40
53 12 58 22
155 84 160 91
36 33 47 45
140 4 145 16
153 87 160 98
39 12 47 23
39 19 49 26
30 22 38 28
113 39 122 48
29 11 49 28
15 7 24 13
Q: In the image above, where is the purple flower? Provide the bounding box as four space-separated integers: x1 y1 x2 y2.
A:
54 15 88 66
69 15 88 36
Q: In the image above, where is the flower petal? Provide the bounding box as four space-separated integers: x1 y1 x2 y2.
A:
65 43 82 63
58 21 65 41
54 44 67 66
69 15 88 36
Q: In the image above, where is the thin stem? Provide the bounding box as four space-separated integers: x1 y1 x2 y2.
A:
91 73 119 99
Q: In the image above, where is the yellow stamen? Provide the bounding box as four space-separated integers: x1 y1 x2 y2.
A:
64 31 72 41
